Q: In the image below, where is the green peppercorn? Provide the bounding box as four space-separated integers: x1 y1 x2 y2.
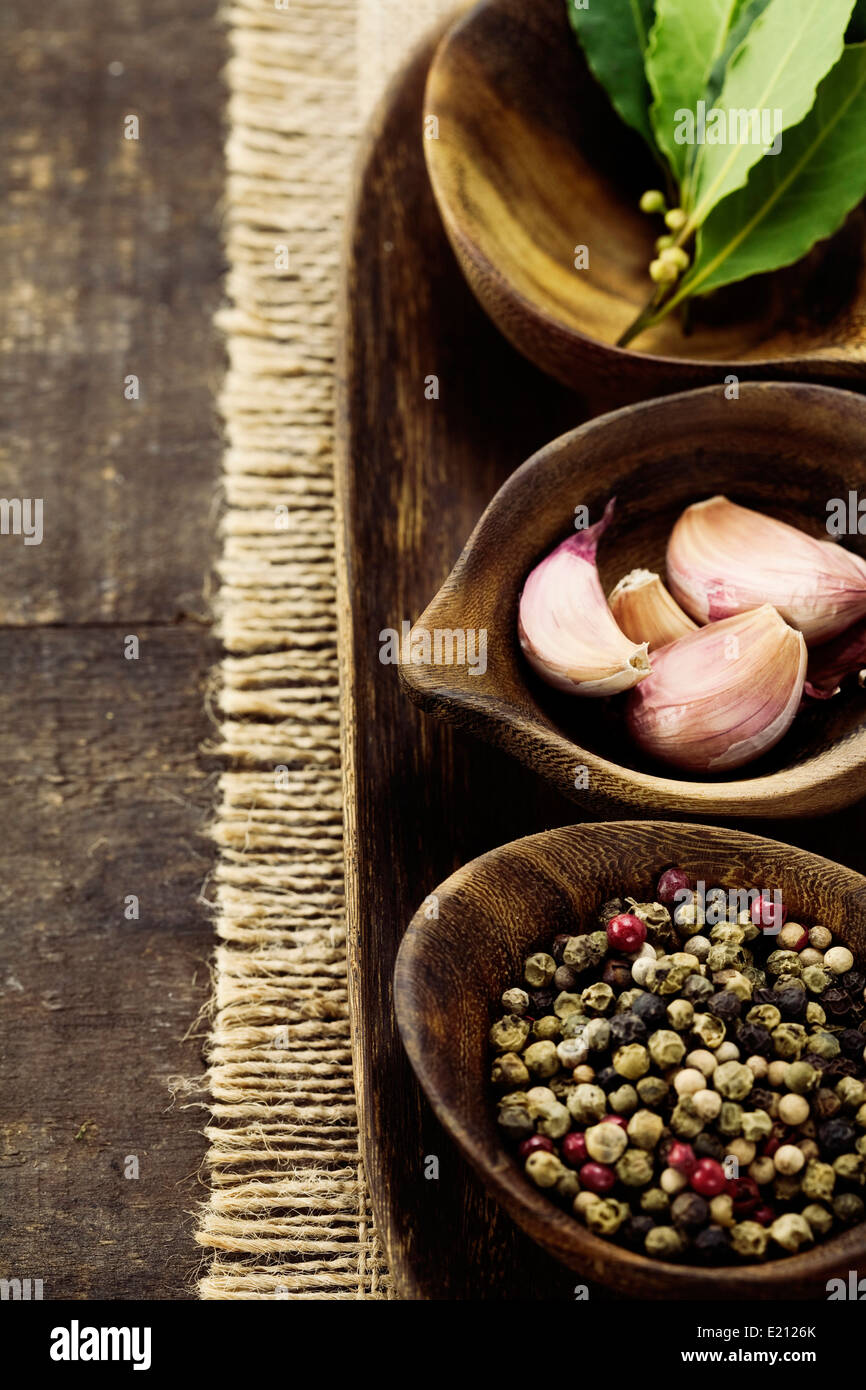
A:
525 1150 565 1188
714 1060 754 1101
532 1014 561 1041
740 1109 773 1143
769 1213 812 1252
585 1197 630 1236
609 1042 648 1080
616 1149 654 1187
767 950 802 978
640 1186 670 1214
497 1104 534 1141
556 1169 581 1202
563 931 608 973
522 1040 559 1078
801 965 831 995
567 1082 607 1124
808 1031 841 1060
691 1013 726 1049
560 1013 589 1039
784 1060 820 1094
490 1014 531 1052
637 1075 669 1107
747 1004 781 1030
833 1152 864 1185
666 998 694 1031
856 1102 866 1130
583 1017 610 1051
501 987 529 1015
627 1108 664 1151
774 1174 803 1203
801 1203 833 1237
524 952 556 989
707 943 745 972
834 1192 865 1223
837 1077 866 1111
585 1121 629 1165
491 1052 530 1088
801 1159 836 1203
645 1226 684 1258
538 1100 572 1139
582 981 614 1015
648 1029 686 1069
616 987 643 1013
731 1221 769 1258
609 1083 639 1115
717 1102 743 1137
709 923 745 946
771 1023 807 1059
806 1002 826 1027
554 991 584 1019
671 1096 704 1139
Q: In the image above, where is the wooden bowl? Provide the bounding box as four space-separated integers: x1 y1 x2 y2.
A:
424 0 866 409
400 382 866 819
394 820 866 1298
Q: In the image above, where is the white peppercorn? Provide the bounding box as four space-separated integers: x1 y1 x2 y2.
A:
525 1150 565 1188
614 1043 650 1079
710 1193 735 1226
799 948 824 967
523 1040 559 1078
692 1088 722 1122
713 1040 740 1062
556 1037 588 1069
572 1064 595 1084
583 1017 610 1051
567 1082 606 1124
584 1121 628 1164
748 1156 775 1186
727 1137 756 1166
674 1067 705 1097
686 1048 716 1077
714 1060 754 1100
809 925 833 949
683 934 710 961
660 1166 688 1194
745 1054 768 1079
769 1213 813 1252
778 1093 810 1126
824 946 855 974
524 952 556 988
631 957 654 987
573 1191 601 1219
666 999 694 1032
774 1144 805 1175
501 987 529 1015
767 1060 788 1087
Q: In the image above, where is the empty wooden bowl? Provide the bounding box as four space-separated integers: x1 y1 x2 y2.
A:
399 382 866 819
424 0 866 408
394 819 866 1298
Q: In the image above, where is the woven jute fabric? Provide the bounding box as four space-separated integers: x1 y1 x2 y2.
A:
196 0 457 1300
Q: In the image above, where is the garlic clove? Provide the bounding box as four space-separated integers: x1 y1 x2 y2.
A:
667 496 866 644
518 500 651 697
803 616 866 699
626 605 807 772
608 568 697 652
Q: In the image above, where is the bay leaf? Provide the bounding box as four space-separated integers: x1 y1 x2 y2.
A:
703 0 774 109
566 0 656 150
688 0 856 229
646 0 745 184
670 44 866 301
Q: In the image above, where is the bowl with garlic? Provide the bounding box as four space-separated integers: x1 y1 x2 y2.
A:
394 819 866 1297
399 381 866 818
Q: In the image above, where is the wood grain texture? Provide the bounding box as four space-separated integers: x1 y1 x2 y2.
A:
424 0 866 409
0 0 223 1299
403 382 866 820
337 27 866 1301
395 821 866 1300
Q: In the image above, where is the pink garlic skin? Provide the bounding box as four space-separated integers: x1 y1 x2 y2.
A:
626 605 807 773
518 500 650 697
667 497 866 645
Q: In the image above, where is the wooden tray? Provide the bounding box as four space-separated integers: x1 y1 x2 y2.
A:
335 27 866 1301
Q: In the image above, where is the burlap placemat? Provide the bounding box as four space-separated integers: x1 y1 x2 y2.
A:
195 0 457 1300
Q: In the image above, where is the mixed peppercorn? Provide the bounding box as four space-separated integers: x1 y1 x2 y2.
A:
491 869 866 1263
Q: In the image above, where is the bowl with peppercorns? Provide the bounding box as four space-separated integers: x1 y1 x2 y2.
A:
394 820 866 1298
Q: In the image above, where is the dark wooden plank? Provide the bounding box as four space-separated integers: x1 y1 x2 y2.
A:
0 628 217 1300
0 0 224 1300
337 34 866 1300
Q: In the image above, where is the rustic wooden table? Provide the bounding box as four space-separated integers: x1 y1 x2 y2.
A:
0 0 224 1299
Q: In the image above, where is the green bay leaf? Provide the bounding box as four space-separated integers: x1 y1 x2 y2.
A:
688 0 856 228
671 44 866 301
646 0 744 184
566 0 656 150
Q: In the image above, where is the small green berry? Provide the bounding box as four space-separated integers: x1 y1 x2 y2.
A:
640 189 667 215
665 207 688 231
660 245 690 273
649 257 678 286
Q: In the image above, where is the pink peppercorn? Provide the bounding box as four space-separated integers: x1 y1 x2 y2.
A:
657 866 691 905
753 1205 775 1227
762 1137 781 1158
690 1158 726 1197
560 1132 588 1167
518 1135 554 1160
727 1176 760 1215
602 1114 629 1130
667 1141 696 1174
751 892 787 931
606 913 647 953
580 1162 616 1194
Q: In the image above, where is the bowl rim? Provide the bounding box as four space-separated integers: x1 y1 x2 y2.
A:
394 818 866 1295
424 0 866 373
400 380 866 819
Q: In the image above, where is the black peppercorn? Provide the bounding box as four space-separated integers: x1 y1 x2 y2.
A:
736 1021 772 1057
709 991 742 1022
839 1028 865 1057
529 988 556 1014
598 898 624 926
621 1213 656 1249
802 1053 828 1074
694 1132 726 1162
775 987 807 1022
551 934 571 965
631 993 667 1028
609 1012 647 1048
821 987 851 1018
813 1088 842 1121
671 1191 709 1232
818 1117 856 1158
750 1086 776 1113
823 1057 858 1081
694 1226 732 1263
841 970 865 996
683 975 715 1004
596 1066 628 1094
752 987 777 1008
603 960 634 990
